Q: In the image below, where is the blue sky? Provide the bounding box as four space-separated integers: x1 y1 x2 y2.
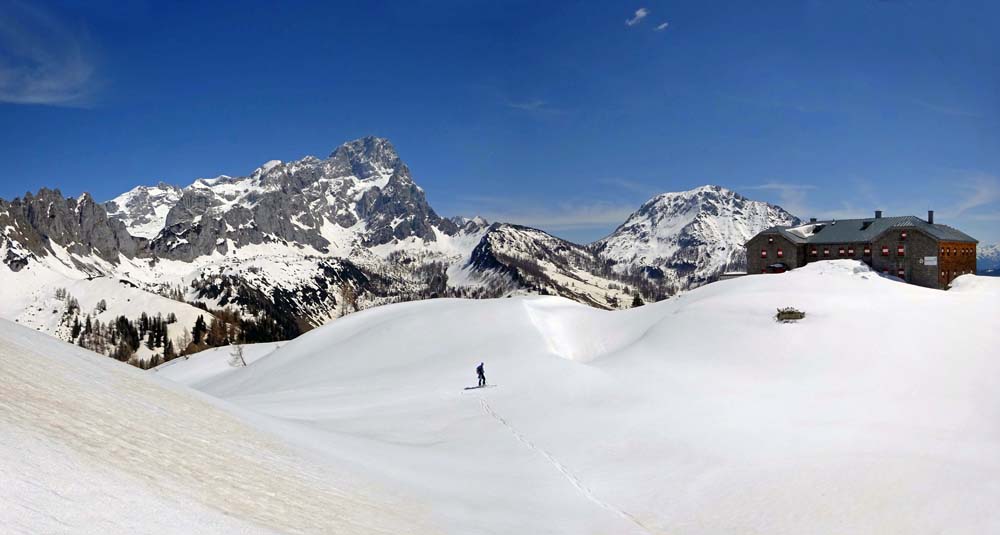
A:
1 0 997 243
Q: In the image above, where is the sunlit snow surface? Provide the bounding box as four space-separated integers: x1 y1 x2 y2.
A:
5 260 1000 533
0 322 431 534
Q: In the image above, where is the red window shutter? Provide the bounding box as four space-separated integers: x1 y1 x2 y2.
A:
897 245 905 256
838 247 845 256
901 231 907 240
881 246 889 256
761 249 767 258
848 247 855 255
777 248 783 258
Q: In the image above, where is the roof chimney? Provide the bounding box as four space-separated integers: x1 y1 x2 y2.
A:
875 210 882 219
809 217 817 223
927 210 934 224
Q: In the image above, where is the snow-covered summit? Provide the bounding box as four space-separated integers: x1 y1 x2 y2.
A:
593 184 799 290
104 182 183 239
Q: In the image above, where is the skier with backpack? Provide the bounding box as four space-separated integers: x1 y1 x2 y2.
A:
476 362 486 387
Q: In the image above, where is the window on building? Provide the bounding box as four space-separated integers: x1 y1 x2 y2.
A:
848 247 855 255
810 248 817 256
900 231 907 240
823 248 830 256
864 246 871 255
881 246 889 256
838 247 846 256
768 236 774 244
777 248 783 258
897 245 905 256
897 268 905 278
760 249 767 258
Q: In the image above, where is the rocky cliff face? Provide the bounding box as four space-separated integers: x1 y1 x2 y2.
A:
1 189 138 272
127 137 460 261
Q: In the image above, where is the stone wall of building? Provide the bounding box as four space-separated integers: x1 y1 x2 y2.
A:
801 241 869 266
870 227 936 288
746 233 802 274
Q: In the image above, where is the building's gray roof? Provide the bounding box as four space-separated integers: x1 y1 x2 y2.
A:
758 215 977 245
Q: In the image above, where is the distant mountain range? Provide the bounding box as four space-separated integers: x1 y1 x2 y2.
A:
978 243 1000 276
0 136 800 363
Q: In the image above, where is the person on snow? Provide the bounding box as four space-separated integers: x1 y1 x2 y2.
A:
476 362 486 387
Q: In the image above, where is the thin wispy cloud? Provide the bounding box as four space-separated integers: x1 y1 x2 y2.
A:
597 177 657 197
949 174 1000 217
506 99 547 111
654 22 669 31
717 92 815 114
504 98 567 116
0 1 97 106
450 195 637 232
911 98 979 118
626 8 649 27
743 182 817 217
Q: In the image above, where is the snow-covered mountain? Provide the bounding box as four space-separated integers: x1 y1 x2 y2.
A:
978 243 1000 275
104 182 183 239
459 223 640 308
593 185 799 290
1 137 804 366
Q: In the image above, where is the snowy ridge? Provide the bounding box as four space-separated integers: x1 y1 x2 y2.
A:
461 223 638 309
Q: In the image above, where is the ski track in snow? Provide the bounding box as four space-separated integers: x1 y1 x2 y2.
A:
476 397 656 535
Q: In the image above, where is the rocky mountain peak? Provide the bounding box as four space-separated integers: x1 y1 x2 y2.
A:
328 136 401 182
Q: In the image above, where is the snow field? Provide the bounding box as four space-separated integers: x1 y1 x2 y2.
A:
163 260 1000 534
0 320 433 534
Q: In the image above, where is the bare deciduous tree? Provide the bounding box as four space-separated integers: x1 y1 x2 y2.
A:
229 344 247 367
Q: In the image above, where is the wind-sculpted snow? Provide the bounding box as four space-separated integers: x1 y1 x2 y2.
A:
159 262 1000 533
0 319 432 534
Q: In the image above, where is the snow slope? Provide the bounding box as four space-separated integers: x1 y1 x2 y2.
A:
0 319 433 534
159 260 1000 534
